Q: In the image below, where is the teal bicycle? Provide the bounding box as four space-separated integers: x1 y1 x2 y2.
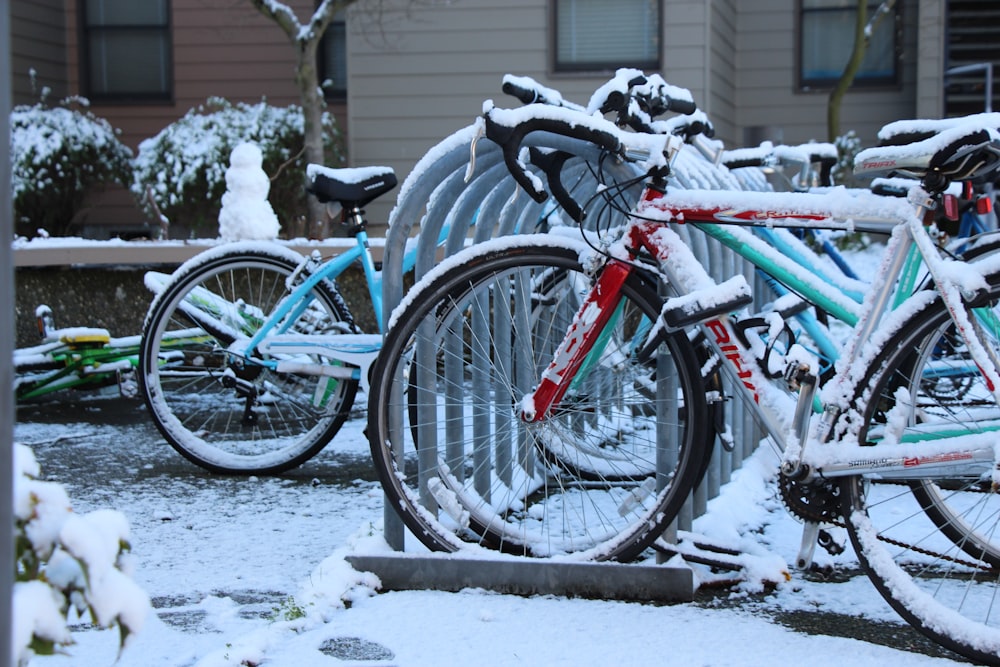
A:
138 165 400 475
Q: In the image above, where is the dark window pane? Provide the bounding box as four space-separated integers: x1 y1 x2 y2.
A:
85 0 167 27
88 33 169 95
322 22 347 94
81 0 171 99
800 1 897 86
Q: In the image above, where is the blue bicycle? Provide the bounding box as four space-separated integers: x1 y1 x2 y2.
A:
138 165 402 474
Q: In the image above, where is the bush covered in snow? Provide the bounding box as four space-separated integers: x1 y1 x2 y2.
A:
13 444 149 665
133 97 343 238
10 101 133 239
831 130 864 187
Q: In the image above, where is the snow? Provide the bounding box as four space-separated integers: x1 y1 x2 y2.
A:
9 104 131 202
11 410 974 667
14 444 149 665
15 71 1000 666
217 143 280 242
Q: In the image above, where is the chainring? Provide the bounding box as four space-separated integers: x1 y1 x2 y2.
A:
778 474 843 524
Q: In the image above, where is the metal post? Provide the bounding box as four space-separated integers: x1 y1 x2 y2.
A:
0 1 16 664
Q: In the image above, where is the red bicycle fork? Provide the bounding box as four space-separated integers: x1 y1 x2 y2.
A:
519 259 634 423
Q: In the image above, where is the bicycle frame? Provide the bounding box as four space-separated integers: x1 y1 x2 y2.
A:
14 334 142 402
524 182 1000 484
15 325 214 403
227 212 458 393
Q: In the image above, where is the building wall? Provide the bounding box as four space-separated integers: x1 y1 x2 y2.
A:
916 0 945 118
11 0 67 104
39 0 348 235
10 0 948 236
707 0 738 144
734 0 919 147
348 0 933 229
63 0 328 152
348 0 681 226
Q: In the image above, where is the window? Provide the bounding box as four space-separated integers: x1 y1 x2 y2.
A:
799 0 899 90
553 0 660 73
319 12 347 99
81 0 172 101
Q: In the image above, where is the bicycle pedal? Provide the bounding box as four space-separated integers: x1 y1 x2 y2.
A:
817 528 845 556
661 275 753 330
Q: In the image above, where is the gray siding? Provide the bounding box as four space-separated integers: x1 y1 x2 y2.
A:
347 0 670 226
350 0 935 231
708 0 738 144
916 0 945 118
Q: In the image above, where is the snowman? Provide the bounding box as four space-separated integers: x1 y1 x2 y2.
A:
218 142 281 241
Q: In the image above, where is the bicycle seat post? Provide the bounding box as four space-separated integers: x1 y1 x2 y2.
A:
341 204 368 237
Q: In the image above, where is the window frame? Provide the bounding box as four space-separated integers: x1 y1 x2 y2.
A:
549 0 662 76
796 0 902 92
78 0 173 103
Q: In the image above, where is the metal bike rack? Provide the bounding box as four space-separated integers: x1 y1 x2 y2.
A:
379 125 769 555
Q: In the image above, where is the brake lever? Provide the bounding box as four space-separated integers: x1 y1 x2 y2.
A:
466 119 486 183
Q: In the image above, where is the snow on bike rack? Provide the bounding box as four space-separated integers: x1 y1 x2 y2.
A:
378 122 772 563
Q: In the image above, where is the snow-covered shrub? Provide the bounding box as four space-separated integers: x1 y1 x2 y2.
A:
10 101 133 238
831 130 863 187
13 444 149 666
133 97 342 238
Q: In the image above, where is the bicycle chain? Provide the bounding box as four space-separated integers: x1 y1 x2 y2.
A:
779 475 998 572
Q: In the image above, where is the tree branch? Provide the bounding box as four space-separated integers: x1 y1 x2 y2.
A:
827 0 897 142
249 0 301 40
306 0 344 44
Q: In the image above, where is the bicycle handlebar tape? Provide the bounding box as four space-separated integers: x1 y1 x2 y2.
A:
664 96 697 116
814 155 837 187
528 147 584 222
483 104 624 204
502 79 539 106
721 156 768 170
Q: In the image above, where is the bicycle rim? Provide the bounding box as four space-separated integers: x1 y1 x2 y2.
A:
140 249 357 474
841 284 1000 663
368 240 710 560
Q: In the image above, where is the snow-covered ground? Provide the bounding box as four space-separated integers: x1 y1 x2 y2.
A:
14 398 971 667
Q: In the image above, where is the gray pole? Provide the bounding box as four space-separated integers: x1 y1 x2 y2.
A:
0 0 15 665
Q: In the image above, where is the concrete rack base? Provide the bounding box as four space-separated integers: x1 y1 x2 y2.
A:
345 554 694 602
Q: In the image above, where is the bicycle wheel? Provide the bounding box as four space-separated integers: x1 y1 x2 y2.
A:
140 245 358 474
839 281 1000 663
367 238 711 560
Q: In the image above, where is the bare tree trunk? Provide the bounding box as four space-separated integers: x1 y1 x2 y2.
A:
250 0 352 237
827 0 897 142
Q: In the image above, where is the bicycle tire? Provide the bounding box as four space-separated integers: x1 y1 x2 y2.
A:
139 244 358 474
837 276 1000 664
367 237 711 560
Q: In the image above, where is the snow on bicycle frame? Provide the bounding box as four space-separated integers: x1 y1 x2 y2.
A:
482 100 1000 484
